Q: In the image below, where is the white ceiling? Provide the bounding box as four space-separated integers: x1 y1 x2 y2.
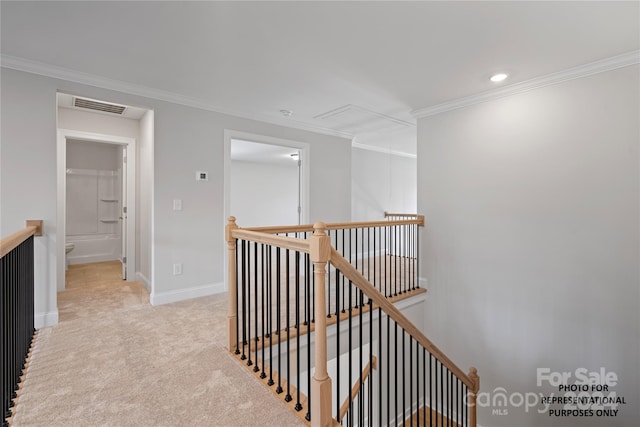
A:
2 1 639 155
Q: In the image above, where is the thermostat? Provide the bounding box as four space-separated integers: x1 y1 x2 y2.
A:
196 171 208 181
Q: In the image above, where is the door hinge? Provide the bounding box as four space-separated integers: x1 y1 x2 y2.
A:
123 206 127 214
123 256 127 264
297 206 301 214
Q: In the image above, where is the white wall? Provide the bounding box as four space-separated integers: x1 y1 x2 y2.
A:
66 139 119 170
351 147 417 221
417 65 639 426
58 107 139 139
1 69 58 327
1 67 352 323
230 159 299 227
136 110 154 289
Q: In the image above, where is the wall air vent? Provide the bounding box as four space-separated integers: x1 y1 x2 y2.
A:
73 97 126 115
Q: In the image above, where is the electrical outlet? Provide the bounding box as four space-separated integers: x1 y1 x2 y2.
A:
173 263 182 275
173 199 182 211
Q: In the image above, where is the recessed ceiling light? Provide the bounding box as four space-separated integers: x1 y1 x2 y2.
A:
280 109 293 117
490 73 509 83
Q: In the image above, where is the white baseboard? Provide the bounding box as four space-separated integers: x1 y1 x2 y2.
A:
150 282 225 306
69 254 119 265
135 271 151 291
35 310 59 328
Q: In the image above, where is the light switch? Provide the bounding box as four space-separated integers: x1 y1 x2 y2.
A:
173 199 182 211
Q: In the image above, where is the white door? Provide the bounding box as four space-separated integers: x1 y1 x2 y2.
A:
120 147 127 280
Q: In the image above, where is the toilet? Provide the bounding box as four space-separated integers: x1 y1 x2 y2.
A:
65 242 75 270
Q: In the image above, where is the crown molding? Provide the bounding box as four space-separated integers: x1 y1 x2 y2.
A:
0 54 354 140
352 141 416 159
412 50 640 119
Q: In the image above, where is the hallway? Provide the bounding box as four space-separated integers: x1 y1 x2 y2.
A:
9 263 304 426
59 261 149 322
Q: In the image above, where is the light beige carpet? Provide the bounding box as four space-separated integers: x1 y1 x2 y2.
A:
11 262 305 426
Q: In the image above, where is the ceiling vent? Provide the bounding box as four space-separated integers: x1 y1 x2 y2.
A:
73 97 126 115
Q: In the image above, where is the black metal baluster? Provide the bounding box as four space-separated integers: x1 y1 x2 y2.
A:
285 247 292 403
260 244 266 378
336 268 341 422
348 279 353 427
276 248 282 394
457 378 460 427
410 336 413 427
367 227 370 283
465 384 468 427
354 228 359 307
358 291 363 426
368 298 373 427
253 242 259 373
295 250 302 411
393 224 398 296
440 362 444 426
404 222 408 293
394 322 398 427
341 229 346 314
402 329 406 426
267 246 274 386
373 226 377 292
306 252 312 422
424 348 428 426
241 240 247 360
378 308 383 426
327 230 333 319
417 223 420 290
303 244 308 326
247 242 253 367
430 353 434 427
447 370 451 426
384 225 388 297
235 239 240 354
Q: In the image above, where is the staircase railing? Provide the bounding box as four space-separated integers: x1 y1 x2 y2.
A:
1 220 42 427
226 216 479 426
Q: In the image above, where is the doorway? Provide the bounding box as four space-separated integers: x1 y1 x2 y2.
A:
229 139 302 227
224 130 310 228
56 129 136 291
223 130 310 291
65 139 127 278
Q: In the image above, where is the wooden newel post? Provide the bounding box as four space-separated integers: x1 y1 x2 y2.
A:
310 222 332 427
468 367 480 427
226 216 239 353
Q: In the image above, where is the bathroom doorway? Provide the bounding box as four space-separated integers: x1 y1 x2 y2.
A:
65 139 127 277
56 129 137 291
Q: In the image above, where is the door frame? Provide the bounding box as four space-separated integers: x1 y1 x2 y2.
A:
56 128 137 291
223 129 310 291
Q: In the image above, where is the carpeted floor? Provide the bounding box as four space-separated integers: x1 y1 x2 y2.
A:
11 262 305 426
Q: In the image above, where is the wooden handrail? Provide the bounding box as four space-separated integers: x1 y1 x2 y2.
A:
329 247 478 392
338 356 377 422
384 212 421 218
231 228 311 253
0 220 43 258
244 216 424 235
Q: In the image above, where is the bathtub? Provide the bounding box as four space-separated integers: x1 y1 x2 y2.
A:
67 234 122 265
